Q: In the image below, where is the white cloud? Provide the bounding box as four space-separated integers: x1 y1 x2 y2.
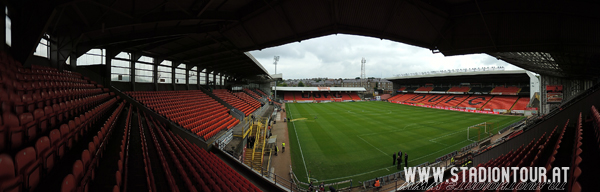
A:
249 34 522 79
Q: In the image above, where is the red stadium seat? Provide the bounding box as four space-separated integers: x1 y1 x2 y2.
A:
0 154 22 192
35 136 55 172
72 160 84 188
15 147 41 191
61 174 76 192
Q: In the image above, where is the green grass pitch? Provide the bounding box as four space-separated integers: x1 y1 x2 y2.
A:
285 101 524 184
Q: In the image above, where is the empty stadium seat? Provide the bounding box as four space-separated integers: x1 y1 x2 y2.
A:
457 95 492 109
14 147 41 191
481 96 519 111
35 136 54 173
61 174 76 192
511 97 530 111
126 90 240 140
0 153 22 192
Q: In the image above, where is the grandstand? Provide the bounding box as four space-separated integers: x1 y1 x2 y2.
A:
481 96 519 111
213 89 259 116
387 70 536 114
274 87 366 102
1 1 600 192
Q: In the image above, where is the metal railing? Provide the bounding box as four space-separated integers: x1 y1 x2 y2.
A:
245 161 299 191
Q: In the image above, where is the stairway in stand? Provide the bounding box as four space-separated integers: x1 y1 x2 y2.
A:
252 125 266 172
243 123 259 167
242 121 267 173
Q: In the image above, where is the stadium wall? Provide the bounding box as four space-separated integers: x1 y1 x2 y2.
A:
474 85 600 165
157 83 173 91
76 65 107 86
112 82 131 92
176 84 187 90
540 75 596 114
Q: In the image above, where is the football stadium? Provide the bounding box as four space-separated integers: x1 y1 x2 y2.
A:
1 1 599 192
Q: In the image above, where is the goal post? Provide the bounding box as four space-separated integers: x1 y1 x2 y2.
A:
467 122 494 142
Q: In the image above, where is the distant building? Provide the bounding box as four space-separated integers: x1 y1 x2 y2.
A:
273 77 393 94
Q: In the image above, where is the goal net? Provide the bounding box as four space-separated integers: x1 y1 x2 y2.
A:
467 122 494 142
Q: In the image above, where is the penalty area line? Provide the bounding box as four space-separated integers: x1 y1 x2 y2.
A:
357 136 388 156
289 109 310 180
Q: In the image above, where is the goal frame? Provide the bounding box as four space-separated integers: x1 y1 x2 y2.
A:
467 122 494 142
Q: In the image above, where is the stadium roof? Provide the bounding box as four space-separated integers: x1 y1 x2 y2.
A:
387 70 527 80
272 87 366 92
386 70 530 85
10 0 600 80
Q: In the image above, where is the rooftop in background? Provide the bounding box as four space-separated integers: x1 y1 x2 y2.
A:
272 87 367 92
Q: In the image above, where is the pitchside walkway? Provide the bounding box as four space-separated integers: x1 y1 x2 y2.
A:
268 105 293 182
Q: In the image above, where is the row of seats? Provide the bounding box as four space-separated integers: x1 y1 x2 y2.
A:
137 108 158 191
127 90 239 140
1 53 112 153
144 113 261 192
414 87 434 92
61 101 125 192
0 97 119 192
447 87 471 92
481 96 519 111
291 92 311 101
283 92 295 101
379 94 391 100
253 89 267 97
213 89 257 116
388 93 416 103
347 93 361 100
233 92 261 108
389 93 530 111
397 86 523 94
243 88 263 100
456 95 492 108
2 86 106 118
511 97 530 111
491 86 521 94
113 104 132 192
2 92 112 152
420 95 451 106
563 107 600 192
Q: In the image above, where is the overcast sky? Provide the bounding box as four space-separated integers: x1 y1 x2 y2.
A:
249 34 523 80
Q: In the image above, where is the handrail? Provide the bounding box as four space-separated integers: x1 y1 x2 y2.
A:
266 148 273 177
250 123 259 162
260 121 268 165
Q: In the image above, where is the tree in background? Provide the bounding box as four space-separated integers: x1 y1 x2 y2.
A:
298 81 305 87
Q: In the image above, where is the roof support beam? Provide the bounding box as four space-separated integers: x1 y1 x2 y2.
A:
88 0 121 27
196 0 214 17
79 24 220 47
240 22 259 47
410 0 451 52
180 48 235 62
190 54 243 65
71 4 90 28
84 0 134 20
475 0 497 51
262 0 299 40
164 37 230 57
